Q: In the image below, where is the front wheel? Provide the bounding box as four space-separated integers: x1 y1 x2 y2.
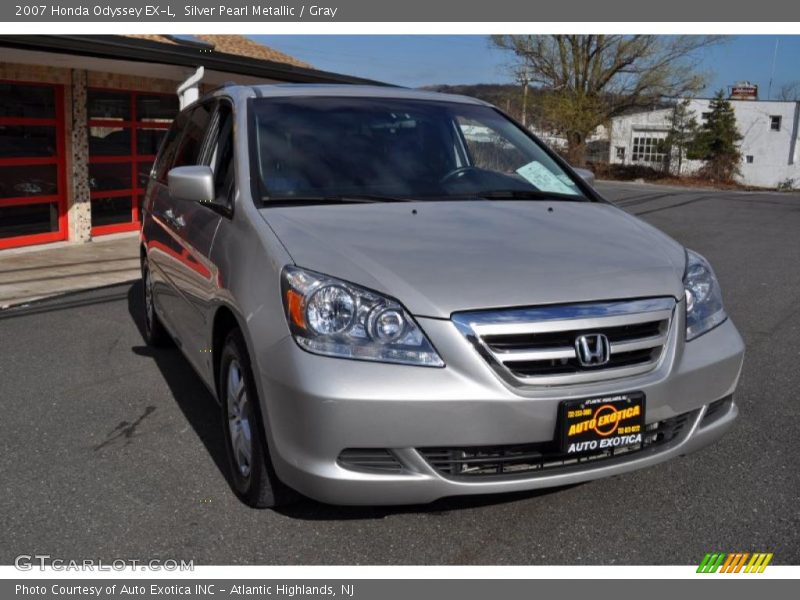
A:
219 329 297 508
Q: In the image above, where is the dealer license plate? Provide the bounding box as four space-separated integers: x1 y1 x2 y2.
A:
559 392 646 455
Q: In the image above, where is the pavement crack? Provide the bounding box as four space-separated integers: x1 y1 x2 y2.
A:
93 405 156 451
108 334 121 354
633 195 713 216
615 192 685 208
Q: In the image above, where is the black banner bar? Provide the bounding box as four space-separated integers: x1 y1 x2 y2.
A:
3 0 800 22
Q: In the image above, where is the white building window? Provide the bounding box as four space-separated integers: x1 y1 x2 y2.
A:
746 155 754 164
770 116 782 131
616 146 625 160
631 135 667 164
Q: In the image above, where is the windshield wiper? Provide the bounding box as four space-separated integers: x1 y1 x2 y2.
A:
263 194 411 205
474 189 585 201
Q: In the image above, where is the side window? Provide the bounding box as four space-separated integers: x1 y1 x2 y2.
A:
172 103 213 169
153 115 185 183
208 103 235 206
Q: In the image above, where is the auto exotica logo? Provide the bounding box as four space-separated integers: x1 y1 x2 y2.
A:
697 552 773 573
566 404 641 437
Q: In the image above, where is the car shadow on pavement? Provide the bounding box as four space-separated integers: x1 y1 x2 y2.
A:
126 281 234 492
126 281 578 520
275 484 580 521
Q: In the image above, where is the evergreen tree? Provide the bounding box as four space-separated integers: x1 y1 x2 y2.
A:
664 98 698 176
690 90 742 183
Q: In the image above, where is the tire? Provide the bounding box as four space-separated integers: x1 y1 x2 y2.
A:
141 256 170 347
219 328 297 508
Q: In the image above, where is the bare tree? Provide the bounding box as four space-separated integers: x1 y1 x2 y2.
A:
490 35 723 165
778 81 800 101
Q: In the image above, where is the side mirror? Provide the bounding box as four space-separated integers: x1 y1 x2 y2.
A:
168 166 214 203
573 167 595 187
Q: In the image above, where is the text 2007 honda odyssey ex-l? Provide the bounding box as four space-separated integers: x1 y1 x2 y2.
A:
140 85 744 507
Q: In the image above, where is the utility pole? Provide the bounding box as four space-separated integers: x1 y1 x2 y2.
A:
767 38 779 100
517 37 532 127
521 73 529 127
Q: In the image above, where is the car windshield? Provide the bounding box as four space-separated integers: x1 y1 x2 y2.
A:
250 95 589 202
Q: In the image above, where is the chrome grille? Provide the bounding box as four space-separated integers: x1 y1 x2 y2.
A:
453 298 675 386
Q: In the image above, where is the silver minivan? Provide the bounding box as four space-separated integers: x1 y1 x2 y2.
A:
140 84 744 507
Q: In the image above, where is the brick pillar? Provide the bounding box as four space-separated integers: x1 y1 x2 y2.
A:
68 69 92 242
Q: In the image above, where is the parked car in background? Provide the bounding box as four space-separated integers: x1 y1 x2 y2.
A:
140 85 744 507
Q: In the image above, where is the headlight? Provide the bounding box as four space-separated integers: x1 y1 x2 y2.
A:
683 250 727 341
281 266 444 367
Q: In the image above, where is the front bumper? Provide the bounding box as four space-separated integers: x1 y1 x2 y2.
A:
254 316 744 505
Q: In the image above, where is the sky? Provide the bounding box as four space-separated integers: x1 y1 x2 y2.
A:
253 35 800 98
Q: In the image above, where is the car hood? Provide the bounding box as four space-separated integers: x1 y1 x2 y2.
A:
259 201 686 318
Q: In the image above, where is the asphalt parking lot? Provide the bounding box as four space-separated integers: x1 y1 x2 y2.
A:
1 181 798 565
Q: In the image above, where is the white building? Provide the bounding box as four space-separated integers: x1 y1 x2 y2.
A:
609 97 800 188
531 125 609 162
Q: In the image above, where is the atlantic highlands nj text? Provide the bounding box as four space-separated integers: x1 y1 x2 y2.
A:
14 4 340 19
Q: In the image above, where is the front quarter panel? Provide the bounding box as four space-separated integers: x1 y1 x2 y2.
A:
205 92 294 400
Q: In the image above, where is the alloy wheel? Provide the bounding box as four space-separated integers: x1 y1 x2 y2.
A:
226 359 252 478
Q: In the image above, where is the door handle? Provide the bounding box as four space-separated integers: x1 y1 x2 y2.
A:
163 208 186 229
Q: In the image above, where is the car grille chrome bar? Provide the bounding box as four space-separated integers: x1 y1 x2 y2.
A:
453 297 676 386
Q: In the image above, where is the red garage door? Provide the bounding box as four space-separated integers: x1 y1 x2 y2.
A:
0 81 68 250
87 89 177 235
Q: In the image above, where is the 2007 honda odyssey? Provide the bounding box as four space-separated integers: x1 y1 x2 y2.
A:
140 84 744 507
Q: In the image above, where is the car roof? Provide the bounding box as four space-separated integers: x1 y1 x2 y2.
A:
209 83 493 107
